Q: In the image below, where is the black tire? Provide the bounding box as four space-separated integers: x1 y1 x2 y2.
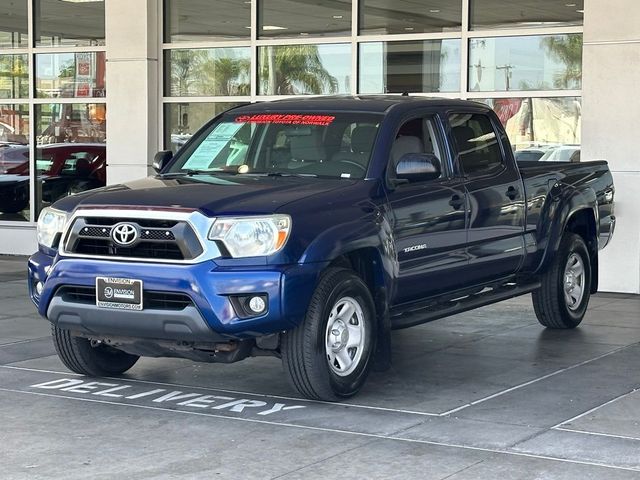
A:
532 233 591 329
281 268 376 401
51 325 139 376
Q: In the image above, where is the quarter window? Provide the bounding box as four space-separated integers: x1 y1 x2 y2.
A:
449 113 504 176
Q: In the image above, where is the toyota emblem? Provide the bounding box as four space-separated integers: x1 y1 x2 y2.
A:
111 223 138 246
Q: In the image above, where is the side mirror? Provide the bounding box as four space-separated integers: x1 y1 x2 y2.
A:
153 150 173 173
395 153 441 183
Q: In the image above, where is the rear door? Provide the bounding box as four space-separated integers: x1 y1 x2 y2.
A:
386 114 469 305
447 111 525 284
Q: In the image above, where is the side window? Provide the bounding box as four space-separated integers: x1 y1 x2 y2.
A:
449 113 504 176
390 116 443 179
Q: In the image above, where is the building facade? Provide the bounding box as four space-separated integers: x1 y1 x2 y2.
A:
0 0 637 293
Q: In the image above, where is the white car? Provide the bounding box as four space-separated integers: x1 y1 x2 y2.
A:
539 146 581 162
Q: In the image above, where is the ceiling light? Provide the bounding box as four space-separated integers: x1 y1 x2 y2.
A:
262 25 288 30
59 0 104 3
332 15 343 19
576 9 584 13
565 3 576 6
404 27 414 31
429 9 441 13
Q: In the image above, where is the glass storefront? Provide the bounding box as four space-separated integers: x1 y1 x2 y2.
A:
164 0 583 160
259 44 352 95
35 52 106 98
259 0 352 38
477 97 581 158
359 0 462 35
359 39 461 94
0 54 29 99
470 0 584 30
34 0 105 47
164 48 251 97
164 102 242 153
164 0 251 42
0 0 107 223
0 2 28 49
0 104 29 222
469 35 582 92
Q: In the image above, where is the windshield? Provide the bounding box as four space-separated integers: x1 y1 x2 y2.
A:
167 112 382 179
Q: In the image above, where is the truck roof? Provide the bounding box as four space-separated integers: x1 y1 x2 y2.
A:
231 95 490 115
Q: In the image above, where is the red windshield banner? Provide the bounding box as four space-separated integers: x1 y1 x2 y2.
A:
234 114 336 126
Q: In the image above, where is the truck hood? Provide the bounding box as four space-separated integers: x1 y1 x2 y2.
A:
53 174 357 216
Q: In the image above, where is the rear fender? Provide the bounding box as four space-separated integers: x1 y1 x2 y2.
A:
535 185 599 279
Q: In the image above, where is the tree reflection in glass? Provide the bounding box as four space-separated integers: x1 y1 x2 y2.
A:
166 48 250 97
259 44 351 95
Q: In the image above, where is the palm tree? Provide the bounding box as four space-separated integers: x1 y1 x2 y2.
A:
260 45 338 95
541 35 583 89
197 56 250 96
170 49 208 96
0 55 28 98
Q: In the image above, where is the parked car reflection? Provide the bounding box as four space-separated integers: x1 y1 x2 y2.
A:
0 143 106 215
539 145 581 162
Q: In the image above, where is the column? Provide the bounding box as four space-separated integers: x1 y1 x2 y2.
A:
105 0 160 185
582 0 640 293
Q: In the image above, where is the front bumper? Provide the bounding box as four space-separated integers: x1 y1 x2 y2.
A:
28 251 324 341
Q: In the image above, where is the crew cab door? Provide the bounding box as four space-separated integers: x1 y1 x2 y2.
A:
447 111 525 284
386 114 469 305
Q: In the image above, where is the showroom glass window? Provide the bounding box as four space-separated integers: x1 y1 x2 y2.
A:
470 0 584 30
164 103 242 153
359 40 461 94
161 0 584 161
258 0 351 38
469 35 583 92
34 0 105 47
0 0 107 224
0 104 30 221
0 2 28 48
164 0 250 42
164 48 251 97
360 0 462 35
259 44 352 95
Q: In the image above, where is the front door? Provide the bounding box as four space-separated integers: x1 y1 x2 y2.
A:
387 115 469 306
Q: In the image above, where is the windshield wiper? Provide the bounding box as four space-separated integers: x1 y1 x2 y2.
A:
259 172 318 178
163 168 229 176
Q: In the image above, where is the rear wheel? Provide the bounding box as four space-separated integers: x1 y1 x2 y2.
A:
532 233 591 329
281 268 376 401
52 325 139 376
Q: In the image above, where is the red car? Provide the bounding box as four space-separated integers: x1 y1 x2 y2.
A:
0 143 106 214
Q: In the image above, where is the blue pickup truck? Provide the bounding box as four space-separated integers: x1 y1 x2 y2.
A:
28 97 615 401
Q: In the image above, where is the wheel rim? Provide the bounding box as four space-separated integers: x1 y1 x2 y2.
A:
563 253 585 311
325 296 365 377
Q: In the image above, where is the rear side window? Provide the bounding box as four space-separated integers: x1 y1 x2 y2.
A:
449 113 504 176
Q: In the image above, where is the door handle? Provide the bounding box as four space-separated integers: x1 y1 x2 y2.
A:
506 186 520 200
449 194 464 210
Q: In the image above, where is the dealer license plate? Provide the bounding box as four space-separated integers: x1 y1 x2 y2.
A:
96 277 143 311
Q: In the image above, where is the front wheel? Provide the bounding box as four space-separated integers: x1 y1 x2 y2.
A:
532 233 592 329
281 268 376 401
52 325 139 376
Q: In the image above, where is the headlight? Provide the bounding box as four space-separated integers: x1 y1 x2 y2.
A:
208 215 291 258
37 207 68 248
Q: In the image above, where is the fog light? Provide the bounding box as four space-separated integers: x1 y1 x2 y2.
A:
248 296 266 314
35 282 44 295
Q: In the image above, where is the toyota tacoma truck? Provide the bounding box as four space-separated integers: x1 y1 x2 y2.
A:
28 96 616 401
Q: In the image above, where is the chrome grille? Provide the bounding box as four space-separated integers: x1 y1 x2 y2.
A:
64 216 203 261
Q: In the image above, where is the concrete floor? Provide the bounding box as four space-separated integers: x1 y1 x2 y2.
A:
1 255 639 479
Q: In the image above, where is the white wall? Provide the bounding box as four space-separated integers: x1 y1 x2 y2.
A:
582 0 640 293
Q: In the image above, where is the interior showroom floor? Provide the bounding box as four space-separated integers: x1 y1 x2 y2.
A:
1 256 639 479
